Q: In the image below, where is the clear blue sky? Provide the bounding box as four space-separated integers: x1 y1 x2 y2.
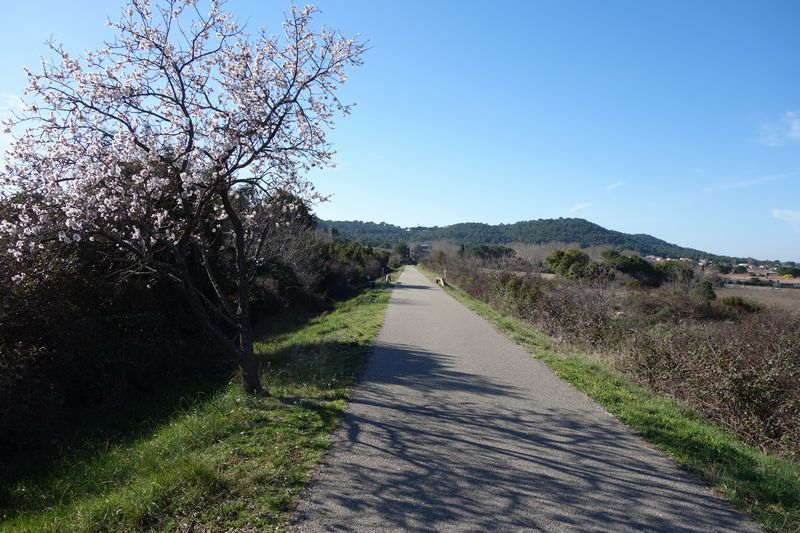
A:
2 1 799 260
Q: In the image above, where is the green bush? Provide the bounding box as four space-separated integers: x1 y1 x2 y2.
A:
654 260 695 284
0 243 223 460
722 296 764 313
546 249 591 278
778 266 800 277
716 263 733 274
695 280 717 301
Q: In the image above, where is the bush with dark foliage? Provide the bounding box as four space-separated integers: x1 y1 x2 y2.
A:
0 196 388 460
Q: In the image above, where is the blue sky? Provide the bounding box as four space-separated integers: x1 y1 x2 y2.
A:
1 1 799 260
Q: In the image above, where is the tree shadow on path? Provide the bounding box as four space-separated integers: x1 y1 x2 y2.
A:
293 342 759 532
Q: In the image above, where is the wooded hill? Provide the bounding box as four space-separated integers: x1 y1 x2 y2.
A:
319 217 751 263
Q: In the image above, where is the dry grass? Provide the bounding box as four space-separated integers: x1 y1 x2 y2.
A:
717 286 800 312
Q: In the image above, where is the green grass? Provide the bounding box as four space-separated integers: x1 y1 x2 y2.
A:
0 288 391 532
418 266 800 533
388 265 405 282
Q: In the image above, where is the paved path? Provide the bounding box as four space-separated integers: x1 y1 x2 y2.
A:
292 267 760 532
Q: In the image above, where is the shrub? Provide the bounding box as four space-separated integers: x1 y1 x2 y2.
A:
721 295 764 313
778 266 800 277
0 244 223 458
0 208 386 461
546 249 591 278
694 280 717 301
607 254 664 287
716 263 733 274
654 260 695 284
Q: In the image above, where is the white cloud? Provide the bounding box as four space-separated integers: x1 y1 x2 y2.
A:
772 208 800 232
759 111 800 146
703 171 794 192
606 181 623 192
568 202 590 214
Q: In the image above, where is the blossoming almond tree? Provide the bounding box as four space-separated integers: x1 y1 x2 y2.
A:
0 0 365 394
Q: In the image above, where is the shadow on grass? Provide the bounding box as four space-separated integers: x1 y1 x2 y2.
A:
0 306 330 509
263 339 371 393
0 370 233 514
0 334 374 522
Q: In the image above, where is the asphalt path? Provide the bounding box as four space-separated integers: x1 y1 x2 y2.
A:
292 266 760 532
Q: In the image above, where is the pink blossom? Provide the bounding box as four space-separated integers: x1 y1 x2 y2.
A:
1 0 364 278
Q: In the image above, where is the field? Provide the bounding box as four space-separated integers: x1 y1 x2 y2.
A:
718 285 800 312
721 272 800 285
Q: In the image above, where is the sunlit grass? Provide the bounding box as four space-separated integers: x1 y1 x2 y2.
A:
0 288 390 532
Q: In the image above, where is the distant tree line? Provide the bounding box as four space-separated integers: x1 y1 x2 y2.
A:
319 218 754 264
459 244 516 260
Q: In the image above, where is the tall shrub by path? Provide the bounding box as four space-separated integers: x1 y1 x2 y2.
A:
0 191 388 462
0 233 221 459
619 314 800 453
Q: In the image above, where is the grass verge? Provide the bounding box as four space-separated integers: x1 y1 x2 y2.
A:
418 266 800 533
0 287 391 532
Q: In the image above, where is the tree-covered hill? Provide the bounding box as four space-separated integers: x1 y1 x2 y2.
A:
318 217 751 263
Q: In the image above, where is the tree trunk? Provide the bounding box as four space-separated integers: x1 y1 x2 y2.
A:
237 306 264 395
233 225 265 395
166 261 265 395
221 186 266 396
239 351 263 394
